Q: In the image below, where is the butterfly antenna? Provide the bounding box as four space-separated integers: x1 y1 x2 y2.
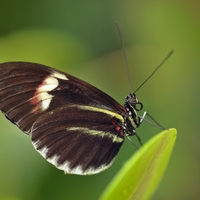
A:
134 50 174 93
116 22 131 94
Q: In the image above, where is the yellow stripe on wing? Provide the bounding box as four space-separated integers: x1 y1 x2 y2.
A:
67 127 123 143
78 105 124 122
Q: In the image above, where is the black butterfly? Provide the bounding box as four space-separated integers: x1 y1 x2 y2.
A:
0 62 147 175
0 50 174 175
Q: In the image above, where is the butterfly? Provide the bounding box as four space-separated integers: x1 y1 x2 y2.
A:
0 51 173 175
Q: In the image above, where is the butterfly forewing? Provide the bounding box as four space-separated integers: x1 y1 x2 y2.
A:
0 62 126 174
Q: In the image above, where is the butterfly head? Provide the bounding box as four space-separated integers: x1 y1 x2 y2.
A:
125 93 143 112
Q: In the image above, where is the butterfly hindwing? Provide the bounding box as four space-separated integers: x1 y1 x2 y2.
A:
31 106 124 174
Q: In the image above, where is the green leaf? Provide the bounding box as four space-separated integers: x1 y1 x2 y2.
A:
100 128 177 200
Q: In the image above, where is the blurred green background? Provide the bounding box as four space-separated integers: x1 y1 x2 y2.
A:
0 1 199 200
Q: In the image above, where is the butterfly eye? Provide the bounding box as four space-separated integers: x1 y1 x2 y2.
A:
135 102 143 111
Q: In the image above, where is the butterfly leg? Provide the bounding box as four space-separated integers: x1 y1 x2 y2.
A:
126 131 143 147
139 111 166 130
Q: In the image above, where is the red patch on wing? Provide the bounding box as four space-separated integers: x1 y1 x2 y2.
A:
112 121 124 137
115 126 124 137
115 126 121 131
30 80 45 113
119 105 126 112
